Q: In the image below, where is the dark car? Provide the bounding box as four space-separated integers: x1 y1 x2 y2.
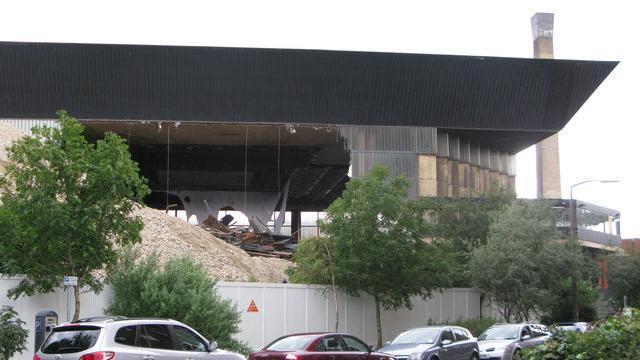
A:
378 326 479 360
248 332 394 360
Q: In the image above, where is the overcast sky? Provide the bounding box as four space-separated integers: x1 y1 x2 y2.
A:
1 0 638 236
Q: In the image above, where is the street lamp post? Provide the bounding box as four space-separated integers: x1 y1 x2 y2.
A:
567 179 619 322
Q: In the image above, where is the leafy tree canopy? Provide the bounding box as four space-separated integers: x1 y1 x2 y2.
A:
423 184 514 286
319 165 451 346
471 200 593 322
0 111 149 320
607 253 640 310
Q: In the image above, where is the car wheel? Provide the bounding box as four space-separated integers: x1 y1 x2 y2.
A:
470 354 479 360
512 349 522 360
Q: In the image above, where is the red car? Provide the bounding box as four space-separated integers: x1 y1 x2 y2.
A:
249 333 395 360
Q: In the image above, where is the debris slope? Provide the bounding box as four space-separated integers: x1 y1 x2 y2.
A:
133 206 291 282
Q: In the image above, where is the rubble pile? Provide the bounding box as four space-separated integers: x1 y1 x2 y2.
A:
200 214 296 259
133 206 291 282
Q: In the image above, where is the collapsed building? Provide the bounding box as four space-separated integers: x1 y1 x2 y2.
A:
0 24 618 250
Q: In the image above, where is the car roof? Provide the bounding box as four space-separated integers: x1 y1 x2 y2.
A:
277 332 355 337
401 325 452 332
56 316 178 328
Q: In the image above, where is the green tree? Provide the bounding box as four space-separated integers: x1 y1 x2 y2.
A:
471 201 572 322
287 236 340 331
106 249 247 353
607 253 640 310
0 306 28 360
0 111 149 321
541 278 599 323
320 165 451 347
424 184 514 286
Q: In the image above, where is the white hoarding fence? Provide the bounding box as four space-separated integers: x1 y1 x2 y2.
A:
1 277 496 360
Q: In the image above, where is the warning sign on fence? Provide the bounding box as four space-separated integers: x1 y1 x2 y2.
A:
247 300 259 312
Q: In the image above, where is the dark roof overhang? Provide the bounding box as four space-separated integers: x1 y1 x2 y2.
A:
0 41 617 153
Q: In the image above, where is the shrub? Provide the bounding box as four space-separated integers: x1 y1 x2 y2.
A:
524 310 640 359
0 306 28 360
106 249 250 353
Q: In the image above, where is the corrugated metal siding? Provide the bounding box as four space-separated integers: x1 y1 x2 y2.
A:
0 119 59 134
0 42 617 153
337 126 436 153
449 135 460 161
480 147 490 169
489 149 500 171
436 131 449 157
470 143 481 166
460 139 470 163
338 126 427 198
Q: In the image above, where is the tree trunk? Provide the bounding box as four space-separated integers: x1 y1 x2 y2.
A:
572 275 580 321
375 296 382 349
73 285 80 322
322 242 339 331
332 287 339 331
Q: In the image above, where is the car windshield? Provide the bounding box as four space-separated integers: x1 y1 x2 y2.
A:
265 335 317 351
391 328 440 345
478 325 520 341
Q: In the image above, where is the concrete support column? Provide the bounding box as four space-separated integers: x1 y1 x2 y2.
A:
489 171 499 187
499 174 509 188
459 163 470 196
470 165 480 194
449 160 459 197
468 165 476 194
291 209 301 243
508 175 516 193
418 154 438 197
536 135 562 198
436 157 450 197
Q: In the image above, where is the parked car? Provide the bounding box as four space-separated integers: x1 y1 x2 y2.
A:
248 332 393 360
34 316 245 360
377 326 479 360
554 322 589 333
477 323 550 360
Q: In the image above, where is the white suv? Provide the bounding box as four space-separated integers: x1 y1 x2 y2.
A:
34 317 246 360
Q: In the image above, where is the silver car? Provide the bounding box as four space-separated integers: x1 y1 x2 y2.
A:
34 317 246 360
477 323 549 360
378 326 479 360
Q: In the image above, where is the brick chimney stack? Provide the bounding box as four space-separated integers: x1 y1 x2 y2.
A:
532 12 562 199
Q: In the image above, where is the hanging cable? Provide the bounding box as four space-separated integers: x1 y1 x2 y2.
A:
243 126 248 214
166 123 170 211
277 126 281 192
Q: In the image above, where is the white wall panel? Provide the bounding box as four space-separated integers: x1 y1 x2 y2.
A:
1 279 486 359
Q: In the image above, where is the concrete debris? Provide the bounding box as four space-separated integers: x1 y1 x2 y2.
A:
200 215 296 259
133 206 291 282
